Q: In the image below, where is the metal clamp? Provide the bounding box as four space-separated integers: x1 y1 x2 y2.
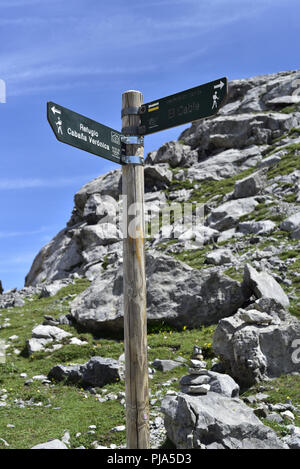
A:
121 155 144 165
121 125 141 135
121 106 141 118
121 135 144 145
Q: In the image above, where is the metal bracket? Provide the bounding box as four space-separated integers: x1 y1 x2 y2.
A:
121 135 144 145
121 155 144 165
121 125 142 135
121 106 141 118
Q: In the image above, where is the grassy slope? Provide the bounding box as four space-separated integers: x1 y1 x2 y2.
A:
0 280 217 449
1 132 300 449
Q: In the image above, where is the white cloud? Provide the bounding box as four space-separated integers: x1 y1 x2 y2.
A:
0 0 288 97
0 175 99 190
0 227 49 239
0 0 61 7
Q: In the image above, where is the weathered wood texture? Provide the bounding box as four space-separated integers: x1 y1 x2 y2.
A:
122 90 149 449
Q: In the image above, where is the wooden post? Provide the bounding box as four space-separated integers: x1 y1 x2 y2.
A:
122 90 149 449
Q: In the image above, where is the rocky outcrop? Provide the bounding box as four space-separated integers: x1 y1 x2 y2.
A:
206 197 259 231
48 356 124 388
242 263 290 308
26 325 73 355
233 170 267 199
161 392 288 449
213 298 300 388
70 252 247 334
180 112 299 152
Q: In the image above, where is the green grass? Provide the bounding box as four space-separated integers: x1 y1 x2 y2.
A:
267 143 300 179
241 375 300 435
0 281 218 449
167 167 255 206
280 105 300 114
171 246 211 270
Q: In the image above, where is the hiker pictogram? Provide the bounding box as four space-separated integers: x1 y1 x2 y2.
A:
56 117 63 135
212 91 220 109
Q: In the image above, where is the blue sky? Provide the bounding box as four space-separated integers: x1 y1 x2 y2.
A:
0 0 299 290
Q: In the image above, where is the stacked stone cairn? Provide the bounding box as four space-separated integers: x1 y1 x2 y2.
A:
179 346 211 395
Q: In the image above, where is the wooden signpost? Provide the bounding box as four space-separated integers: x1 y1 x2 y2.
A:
47 77 228 450
121 91 149 448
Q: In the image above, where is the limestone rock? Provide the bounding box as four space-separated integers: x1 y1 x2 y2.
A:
240 310 273 325
180 112 299 151
238 220 276 235
25 226 83 286
144 164 173 191
213 303 300 388
243 263 289 308
26 338 52 355
31 439 68 449
74 170 121 212
280 211 300 232
233 170 266 199
70 252 247 333
180 370 239 398
145 141 197 168
206 197 258 231
152 359 184 372
83 194 118 225
205 248 235 266
161 392 288 449
39 279 73 298
32 325 72 341
48 356 124 388
258 154 281 168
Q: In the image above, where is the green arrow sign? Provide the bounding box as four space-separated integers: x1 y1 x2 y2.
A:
47 102 124 164
139 77 228 135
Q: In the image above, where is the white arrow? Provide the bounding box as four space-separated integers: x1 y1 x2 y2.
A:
51 106 61 116
214 81 225 90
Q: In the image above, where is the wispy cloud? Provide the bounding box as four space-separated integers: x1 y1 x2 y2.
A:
0 16 72 26
0 0 61 7
6 64 158 84
0 175 99 190
0 0 288 97
0 227 49 239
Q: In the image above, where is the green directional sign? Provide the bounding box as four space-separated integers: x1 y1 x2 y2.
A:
139 77 228 136
47 102 124 164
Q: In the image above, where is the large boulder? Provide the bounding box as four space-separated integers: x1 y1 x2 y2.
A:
243 263 289 308
161 392 288 449
145 141 198 168
205 249 235 266
25 227 84 286
48 356 124 387
26 325 73 355
180 112 299 151
181 146 263 182
233 170 266 199
144 164 173 191
180 369 240 398
70 252 247 334
39 279 73 298
206 197 259 231
74 170 121 213
280 212 300 232
213 298 300 388
238 220 276 235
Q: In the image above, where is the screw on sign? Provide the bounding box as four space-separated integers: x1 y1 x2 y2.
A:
46 77 228 449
